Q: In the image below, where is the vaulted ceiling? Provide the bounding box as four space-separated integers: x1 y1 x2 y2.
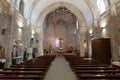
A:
6 0 119 26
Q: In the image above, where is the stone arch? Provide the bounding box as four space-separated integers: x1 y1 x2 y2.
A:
37 2 86 27
36 2 88 56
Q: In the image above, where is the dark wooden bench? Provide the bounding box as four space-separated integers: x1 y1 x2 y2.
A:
79 74 120 80
64 55 120 80
4 67 47 72
73 67 117 71
0 75 41 80
10 64 49 68
4 55 56 80
0 70 44 79
75 70 120 75
71 64 109 67
3 67 47 76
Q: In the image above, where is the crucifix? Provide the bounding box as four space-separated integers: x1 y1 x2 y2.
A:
58 37 63 49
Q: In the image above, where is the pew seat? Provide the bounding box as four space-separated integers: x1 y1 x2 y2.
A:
0 75 41 80
73 67 117 71
75 70 120 75
4 67 47 72
79 74 120 80
0 71 44 79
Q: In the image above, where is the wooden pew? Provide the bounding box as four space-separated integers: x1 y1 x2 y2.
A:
22 60 52 65
70 65 110 69
3 55 56 80
75 70 120 76
0 70 44 79
10 55 55 70
0 70 44 75
10 64 49 68
4 67 47 72
73 67 117 71
64 55 120 80
4 68 47 75
71 64 109 67
76 69 120 80
0 75 40 80
79 74 120 80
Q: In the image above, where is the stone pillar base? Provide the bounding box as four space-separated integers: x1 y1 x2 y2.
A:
4 61 12 68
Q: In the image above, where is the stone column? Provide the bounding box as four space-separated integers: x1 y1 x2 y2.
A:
87 27 93 58
6 0 15 68
22 18 32 47
93 19 100 39
88 19 98 58
109 3 120 61
79 26 87 57
35 27 44 56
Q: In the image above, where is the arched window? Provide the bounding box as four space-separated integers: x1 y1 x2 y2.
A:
97 0 105 14
19 0 24 15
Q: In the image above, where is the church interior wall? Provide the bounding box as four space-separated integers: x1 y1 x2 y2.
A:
87 2 120 61
0 0 33 67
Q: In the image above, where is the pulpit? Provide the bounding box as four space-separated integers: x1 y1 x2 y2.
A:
91 38 111 65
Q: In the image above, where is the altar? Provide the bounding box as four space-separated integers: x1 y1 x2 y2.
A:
56 48 65 56
58 48 64 53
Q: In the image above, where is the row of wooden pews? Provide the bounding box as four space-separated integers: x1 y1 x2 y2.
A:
64 55 120 80
0 55 56 80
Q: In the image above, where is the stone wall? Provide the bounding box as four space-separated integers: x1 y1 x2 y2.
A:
0 1 32 67
87 2 120 61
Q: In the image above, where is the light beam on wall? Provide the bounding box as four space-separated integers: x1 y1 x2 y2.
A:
89 29 93 37
101 21 106 29
31 30 35 38
18 28 22 33
18 21 23 28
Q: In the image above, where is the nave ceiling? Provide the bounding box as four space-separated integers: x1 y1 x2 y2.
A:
6 0 120 26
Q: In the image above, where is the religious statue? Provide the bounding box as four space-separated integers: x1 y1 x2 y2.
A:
58 37 63 49
58 37 64 53
48 44 54 54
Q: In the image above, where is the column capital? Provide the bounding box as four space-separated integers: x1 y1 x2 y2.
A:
93 19 97 27
109 4 117 16
9 1 15 15
26 18 31 26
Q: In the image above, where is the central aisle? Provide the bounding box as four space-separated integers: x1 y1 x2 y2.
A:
44 56 78 80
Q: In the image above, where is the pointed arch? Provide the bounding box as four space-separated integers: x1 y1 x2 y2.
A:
36 2 87 56
37 2 87 27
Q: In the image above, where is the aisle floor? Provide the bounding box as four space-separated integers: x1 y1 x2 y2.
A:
44 56 78 80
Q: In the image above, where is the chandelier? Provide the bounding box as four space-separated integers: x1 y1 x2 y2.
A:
55 2 70 15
